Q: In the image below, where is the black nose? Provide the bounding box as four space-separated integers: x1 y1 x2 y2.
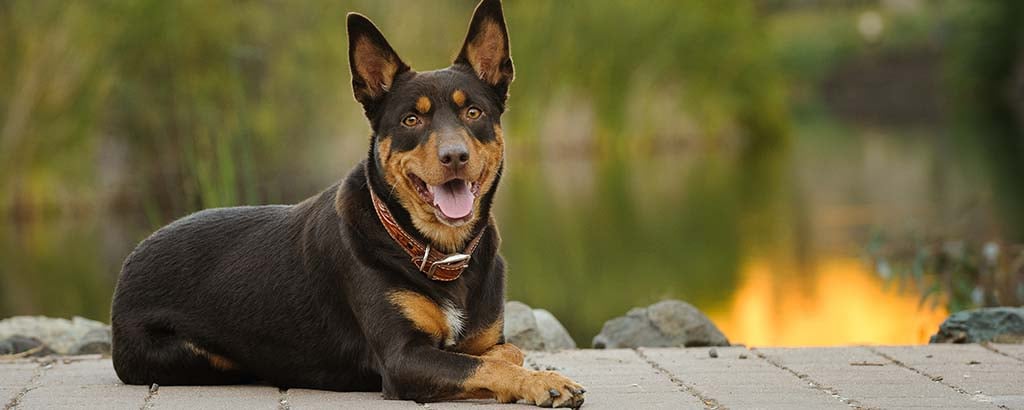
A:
438 144 470 171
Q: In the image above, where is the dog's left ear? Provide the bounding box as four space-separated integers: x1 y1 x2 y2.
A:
455 0 514 99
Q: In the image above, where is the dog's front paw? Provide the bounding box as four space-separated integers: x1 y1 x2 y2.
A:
517 370 586 408
481 343 525 366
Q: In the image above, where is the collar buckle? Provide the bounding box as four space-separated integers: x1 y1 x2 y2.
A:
427 253 472 280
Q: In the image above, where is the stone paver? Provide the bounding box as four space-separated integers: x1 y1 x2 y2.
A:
527 349 704 410
154 385 279 409
641 346 849 410
991 343 1024 362
287 390 419 409
18 359 148 410
0 361 40 407
875 344 1024 409
756 346 1000 409
2 345 1021 409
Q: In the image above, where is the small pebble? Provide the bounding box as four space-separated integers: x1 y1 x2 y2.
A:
925 354 933 358
967 360 980 365
931 376 943 381
708 348 718 358
738 353 748 359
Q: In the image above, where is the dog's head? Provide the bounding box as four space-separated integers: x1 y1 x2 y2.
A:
348 0 512 252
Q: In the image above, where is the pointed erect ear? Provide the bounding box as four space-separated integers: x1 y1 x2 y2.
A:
454 0 514 94
347 13 410 105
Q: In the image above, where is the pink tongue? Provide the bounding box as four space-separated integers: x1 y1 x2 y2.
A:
428 180 474 219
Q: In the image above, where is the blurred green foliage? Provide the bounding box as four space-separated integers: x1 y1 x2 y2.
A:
0 0 786 221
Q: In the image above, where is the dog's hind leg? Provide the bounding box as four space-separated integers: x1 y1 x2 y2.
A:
112 320 251 386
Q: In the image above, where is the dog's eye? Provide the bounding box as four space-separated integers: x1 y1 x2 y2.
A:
402 114 419 127
465 107 482 120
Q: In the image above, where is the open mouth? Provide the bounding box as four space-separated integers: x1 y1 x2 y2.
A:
409 174 481 223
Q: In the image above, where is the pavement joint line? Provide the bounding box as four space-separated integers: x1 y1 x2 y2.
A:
633 348 722 410
3 358 55 410
861 346 1006 410
277 387 290 410
979 343 1024 363
140 383 159 410
748 347 864 410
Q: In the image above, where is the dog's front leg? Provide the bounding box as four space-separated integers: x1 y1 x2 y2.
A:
478 342 525 366
359 289 585 407
380 344 585 408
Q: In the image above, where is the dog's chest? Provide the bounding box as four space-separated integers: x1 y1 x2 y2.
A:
440 300 466 348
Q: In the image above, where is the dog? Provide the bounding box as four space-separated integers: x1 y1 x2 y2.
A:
110 0 586 407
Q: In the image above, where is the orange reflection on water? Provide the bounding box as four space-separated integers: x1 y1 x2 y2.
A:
709 257 948 346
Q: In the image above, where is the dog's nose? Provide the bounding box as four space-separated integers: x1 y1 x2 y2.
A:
438 144 470 171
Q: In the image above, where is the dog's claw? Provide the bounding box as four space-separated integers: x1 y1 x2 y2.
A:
549 388 561 397
539 397 554 407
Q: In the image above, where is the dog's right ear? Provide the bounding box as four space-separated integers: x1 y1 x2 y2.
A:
347 13 410 106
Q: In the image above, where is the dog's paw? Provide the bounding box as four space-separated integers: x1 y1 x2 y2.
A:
481 343 524 366
520 370 586 408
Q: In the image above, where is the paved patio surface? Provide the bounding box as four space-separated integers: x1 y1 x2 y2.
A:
2 344 1022 409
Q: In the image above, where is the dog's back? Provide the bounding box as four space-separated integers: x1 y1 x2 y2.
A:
111 183 381 390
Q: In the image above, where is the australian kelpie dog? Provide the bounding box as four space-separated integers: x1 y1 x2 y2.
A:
110 0 585 407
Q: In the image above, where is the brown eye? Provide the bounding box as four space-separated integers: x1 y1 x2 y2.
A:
466 107 482 120
402 114 419 127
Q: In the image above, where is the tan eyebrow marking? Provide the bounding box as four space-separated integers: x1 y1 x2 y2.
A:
452 89 466 107
416 96 432 114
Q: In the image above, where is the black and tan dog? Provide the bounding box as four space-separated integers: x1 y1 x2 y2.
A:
110 0 585 407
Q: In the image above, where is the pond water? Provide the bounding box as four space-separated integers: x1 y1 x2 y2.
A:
5 110 1011 347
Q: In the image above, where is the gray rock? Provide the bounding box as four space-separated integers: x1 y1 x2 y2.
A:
504 301 577 351
504 301 543 349
592 300 729 348
533 309 577 350
930 307 1024 344
71 327 113 355
0 316 109 354
0 335 54 356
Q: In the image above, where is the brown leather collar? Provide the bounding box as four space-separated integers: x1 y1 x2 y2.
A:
365 170 487 281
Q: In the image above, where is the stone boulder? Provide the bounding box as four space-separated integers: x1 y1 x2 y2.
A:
0 316 110 355
504 301 577 351
71 327 113 355
930 307 1024 344
592 300 729 348
0 335 54 356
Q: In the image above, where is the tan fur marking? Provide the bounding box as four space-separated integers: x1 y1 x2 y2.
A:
183 341 237 371
465 20 509 85
388 290 449 342
457 320 503 356
462 124 505 224
377 136 392 166
353 37 399 99
416 96 432 114
452 89 466 107
457 357 584 405
480 342 525 366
